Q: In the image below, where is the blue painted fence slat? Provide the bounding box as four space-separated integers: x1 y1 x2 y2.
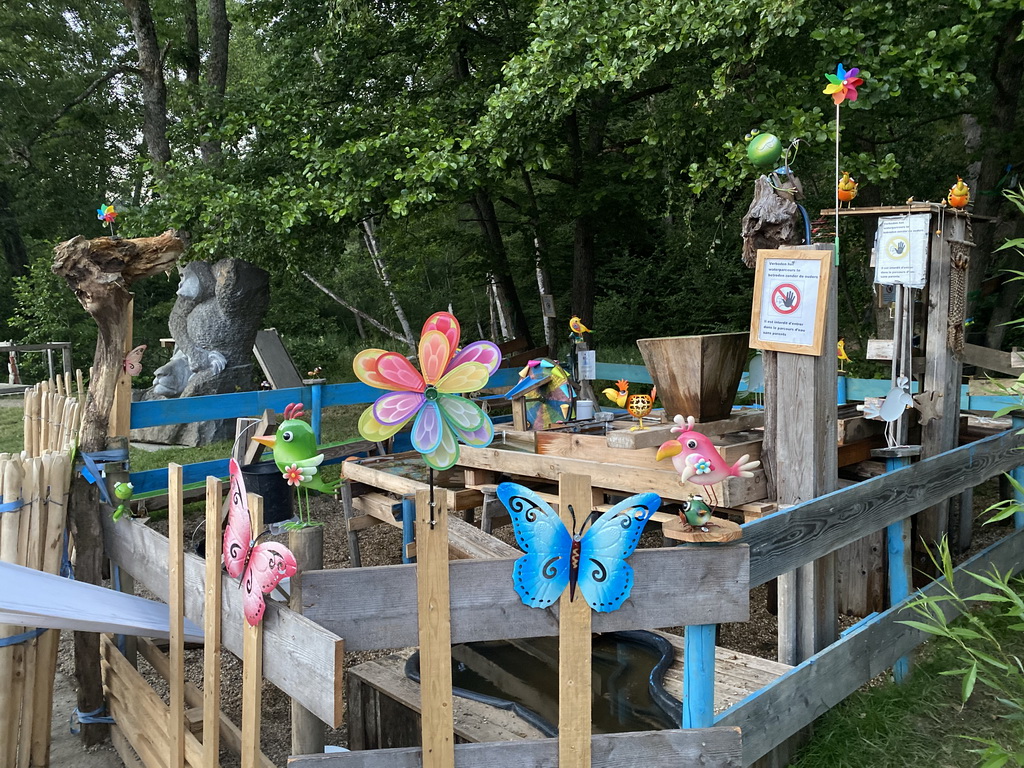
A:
130 458 230 494
682 624 717 728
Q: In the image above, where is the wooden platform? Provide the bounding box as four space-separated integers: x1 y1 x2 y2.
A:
347 636 792 749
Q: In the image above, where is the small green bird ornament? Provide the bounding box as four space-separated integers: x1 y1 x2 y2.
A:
112 481 134 522
679 494 717 532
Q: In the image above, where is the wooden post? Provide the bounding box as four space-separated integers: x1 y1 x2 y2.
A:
168 463 186 768
558 473 593 768
241 492 264 768
53 230 184 745
682 624 716 728
17 457 43 768
341 477 361 568
0 458 25 764
108 298 134 439
767 245 838 665
916 211 967 580
414 488 454 768
289 525 326 756
203 476 223 768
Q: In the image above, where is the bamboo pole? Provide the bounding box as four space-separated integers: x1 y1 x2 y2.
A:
240 492 264 768
168 463 186 768
203 476 223 768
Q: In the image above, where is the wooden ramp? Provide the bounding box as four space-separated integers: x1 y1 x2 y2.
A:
347 638 791 747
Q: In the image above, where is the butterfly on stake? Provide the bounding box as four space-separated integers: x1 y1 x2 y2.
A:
222 458 297 626
122 344 147 376
496 482 660 613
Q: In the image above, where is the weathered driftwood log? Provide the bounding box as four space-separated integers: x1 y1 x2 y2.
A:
741 175 800 268
52 230 184 744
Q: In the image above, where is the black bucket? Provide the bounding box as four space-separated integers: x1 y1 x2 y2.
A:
240 460 294 524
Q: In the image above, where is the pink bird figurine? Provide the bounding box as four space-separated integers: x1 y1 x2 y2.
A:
655 415 761 506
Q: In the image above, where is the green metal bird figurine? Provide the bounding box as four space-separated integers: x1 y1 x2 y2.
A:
252 403 338 528
112 481 134 522
679 494 718 533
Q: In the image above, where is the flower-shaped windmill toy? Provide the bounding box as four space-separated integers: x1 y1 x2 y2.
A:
97 204 118 237
823 64 863 105
355 311 501 471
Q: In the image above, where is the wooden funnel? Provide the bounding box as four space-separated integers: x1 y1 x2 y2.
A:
637 333 748 422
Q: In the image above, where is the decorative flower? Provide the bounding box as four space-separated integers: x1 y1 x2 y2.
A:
283 464 308 486
823 63 864 105
96 204 117 223
693 458 714 476
354 311 501 470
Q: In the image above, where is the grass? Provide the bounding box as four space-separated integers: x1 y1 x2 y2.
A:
0 403 23 453
792 608 1024 768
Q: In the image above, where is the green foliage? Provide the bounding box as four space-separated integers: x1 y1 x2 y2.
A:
899 537 1024 766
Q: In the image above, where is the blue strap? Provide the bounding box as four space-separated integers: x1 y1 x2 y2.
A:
0 499 24 514
60 527 74 580
77 448 129 507
69 705 115 734
0 627 47 648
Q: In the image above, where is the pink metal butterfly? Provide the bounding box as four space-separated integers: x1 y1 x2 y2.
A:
222 458 297 626
123 344 147 376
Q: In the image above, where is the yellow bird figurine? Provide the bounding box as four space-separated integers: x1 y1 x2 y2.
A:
569 315 592 341
837 338 850 373
948 177 970 209
837 171 858 207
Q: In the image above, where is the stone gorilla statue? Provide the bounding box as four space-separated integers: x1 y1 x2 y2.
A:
133 259 269 446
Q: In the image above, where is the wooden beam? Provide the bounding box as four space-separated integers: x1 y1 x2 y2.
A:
290 525 326 757
718 527 1024 766
285 728 743 767
744 428 1024 589
102 515 345 726
605 410 764 450
414 489 455 768
558 474 593 768
302 545 749 652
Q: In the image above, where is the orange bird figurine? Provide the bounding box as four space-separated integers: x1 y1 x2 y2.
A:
948 177 970 209
656 415 761 505
601 379 657 430
837 171 858 207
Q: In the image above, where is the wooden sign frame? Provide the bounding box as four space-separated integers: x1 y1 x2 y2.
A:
750 248 832 356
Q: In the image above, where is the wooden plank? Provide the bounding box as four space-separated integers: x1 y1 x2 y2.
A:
606 410 764 450
254 328 304 389
289 524 326 756
203 476 223 768
241 492 264 768
456 444 766 506
343 459 482 511
352 493 402 525
138 639 275 768
302 545 749 652
963 343 1024 376
744 427 1024 589
558 474 593 768
168 464 186 768
102 515 345 727
718 527 1024 766
445 515 520 560
285 728 743 768
535 431 761 470
414 489 454 767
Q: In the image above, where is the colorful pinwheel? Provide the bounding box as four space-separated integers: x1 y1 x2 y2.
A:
96 204 117 223
823 64 864 105
354 311 501 470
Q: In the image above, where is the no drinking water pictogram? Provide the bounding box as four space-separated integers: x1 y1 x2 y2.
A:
770 283 800 314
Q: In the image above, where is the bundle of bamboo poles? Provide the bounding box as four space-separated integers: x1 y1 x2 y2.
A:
21 374 82 457
0 451 72 767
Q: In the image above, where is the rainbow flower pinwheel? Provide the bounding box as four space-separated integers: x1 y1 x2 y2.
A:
823 64 864 105
96 204 117 223
354 311 501 470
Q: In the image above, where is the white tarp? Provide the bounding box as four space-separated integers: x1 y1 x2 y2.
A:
0 561 203 643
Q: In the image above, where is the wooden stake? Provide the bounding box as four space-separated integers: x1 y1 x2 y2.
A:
241 492 264 768
414 488 454 768
17 457 43 768
168 463 186 768
0 458 25 766
289 525 325 756
203 476 223 768
558 473 593 768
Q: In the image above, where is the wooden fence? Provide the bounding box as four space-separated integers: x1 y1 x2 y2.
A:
0 379 77 766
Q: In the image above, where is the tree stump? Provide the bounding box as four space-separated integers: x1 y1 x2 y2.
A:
52 230 185 744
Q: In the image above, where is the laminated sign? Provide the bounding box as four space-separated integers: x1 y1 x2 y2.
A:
873 214 929 288
750 248 832 356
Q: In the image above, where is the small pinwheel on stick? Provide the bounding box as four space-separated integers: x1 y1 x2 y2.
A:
97 203 118 237
823 63 866 265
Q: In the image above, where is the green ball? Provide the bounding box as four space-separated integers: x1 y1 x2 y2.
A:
747 133 783 168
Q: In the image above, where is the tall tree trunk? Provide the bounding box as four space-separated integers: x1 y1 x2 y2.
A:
360 218 415 353
522 169 557 356
469 190 533 344
122 0 171 168
0 180 28 276
182 0 200 88
965 11 1024 346
201 0 230 164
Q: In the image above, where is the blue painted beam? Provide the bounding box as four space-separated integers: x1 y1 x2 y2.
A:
402 496 416 564
682 624 716 728
594 363 652 384
130 458 230 494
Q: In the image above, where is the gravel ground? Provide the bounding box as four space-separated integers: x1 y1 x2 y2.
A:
51 474 1011 765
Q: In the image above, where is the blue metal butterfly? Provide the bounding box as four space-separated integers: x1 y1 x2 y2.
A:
496 482 661 613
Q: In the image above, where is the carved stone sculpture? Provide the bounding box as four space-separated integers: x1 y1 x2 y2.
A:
132 259 269 445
